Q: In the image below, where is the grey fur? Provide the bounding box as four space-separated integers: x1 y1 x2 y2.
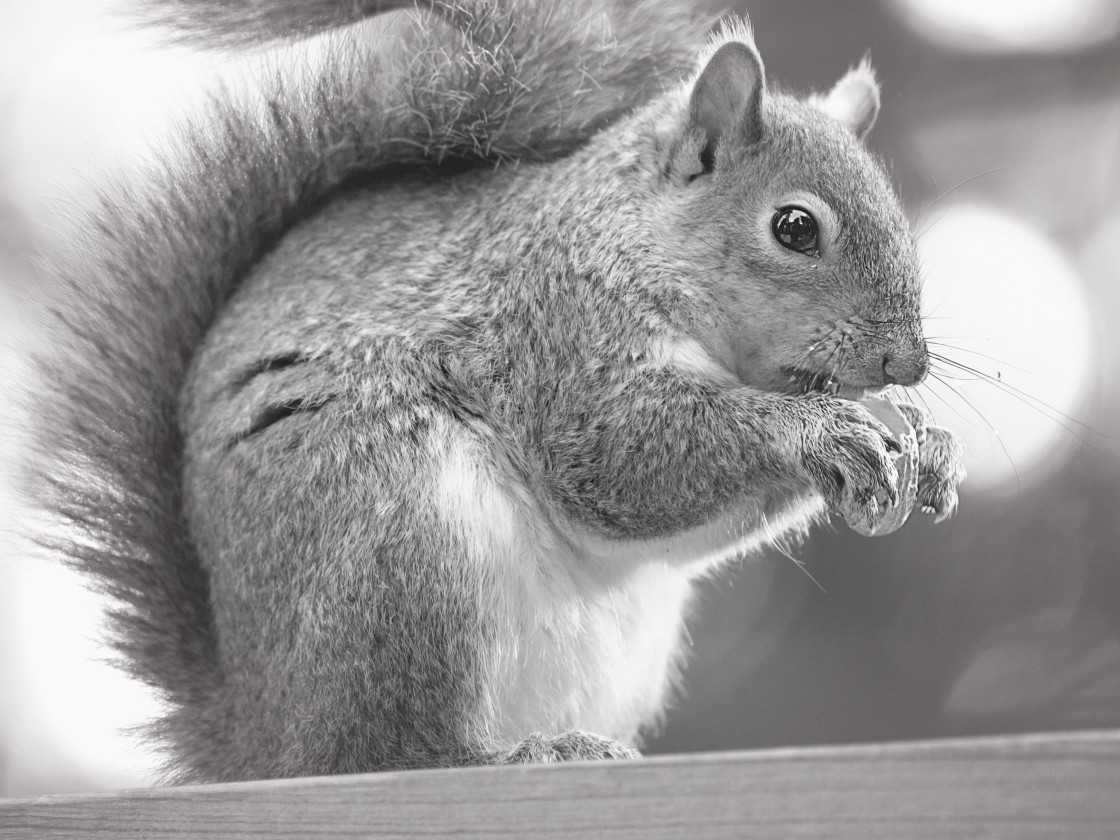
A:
33 3 964 783
135 0 424 48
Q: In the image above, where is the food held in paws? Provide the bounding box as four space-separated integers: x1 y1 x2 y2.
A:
839 397 920 536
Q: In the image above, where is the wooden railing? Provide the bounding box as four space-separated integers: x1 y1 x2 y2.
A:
2 731 1119 838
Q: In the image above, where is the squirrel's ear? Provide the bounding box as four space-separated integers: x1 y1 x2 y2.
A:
817 59 881 140
688 36 766 157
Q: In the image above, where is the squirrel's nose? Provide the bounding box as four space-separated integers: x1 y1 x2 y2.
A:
882 346 929 386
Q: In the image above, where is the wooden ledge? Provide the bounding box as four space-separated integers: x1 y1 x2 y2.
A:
3 731 1119 838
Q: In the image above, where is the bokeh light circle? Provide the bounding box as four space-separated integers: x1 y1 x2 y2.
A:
891 0 1120 54
915 203 1094 493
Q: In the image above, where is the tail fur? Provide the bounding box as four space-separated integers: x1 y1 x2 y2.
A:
33 0 711 779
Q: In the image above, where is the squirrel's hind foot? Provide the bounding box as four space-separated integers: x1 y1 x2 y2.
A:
502 731 640 764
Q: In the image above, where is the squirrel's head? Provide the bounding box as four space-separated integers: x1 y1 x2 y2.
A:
648 21 927 399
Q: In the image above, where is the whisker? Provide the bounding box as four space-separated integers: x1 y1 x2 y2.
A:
765 523 825 593
925 339 1014 365
825 334 848 394
912 167 1005 238
786 552 825 593
926 369 984 383
919 374 991 433
789 326 841 394
889 382 934 418
929 353 1105 442
851 325 894 346
923 330 995 340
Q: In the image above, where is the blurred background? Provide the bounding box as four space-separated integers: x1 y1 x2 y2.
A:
2 0 1119 795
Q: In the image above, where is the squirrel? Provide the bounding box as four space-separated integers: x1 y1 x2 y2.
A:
32 0 965 782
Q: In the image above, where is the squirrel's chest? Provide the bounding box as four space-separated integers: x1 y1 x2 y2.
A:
430 417 817 745
489 554 696 746
431 417 697 743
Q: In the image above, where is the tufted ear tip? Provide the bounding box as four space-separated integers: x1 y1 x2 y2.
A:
688 19 766 149
816 57 881 140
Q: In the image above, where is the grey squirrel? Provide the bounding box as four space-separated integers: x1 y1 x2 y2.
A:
34 0 965 782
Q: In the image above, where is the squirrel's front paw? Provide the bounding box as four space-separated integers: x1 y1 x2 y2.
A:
818 398 965 536
503 731 640 764
896 403 966 522
801 397 901 533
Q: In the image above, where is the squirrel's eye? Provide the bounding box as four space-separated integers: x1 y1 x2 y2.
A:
771 207 820 257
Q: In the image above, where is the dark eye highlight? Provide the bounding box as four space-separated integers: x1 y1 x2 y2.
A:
771 206 820 257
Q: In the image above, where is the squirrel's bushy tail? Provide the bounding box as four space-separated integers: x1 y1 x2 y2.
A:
33 0 711 779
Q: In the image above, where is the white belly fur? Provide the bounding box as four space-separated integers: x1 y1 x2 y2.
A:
431 414 819 749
